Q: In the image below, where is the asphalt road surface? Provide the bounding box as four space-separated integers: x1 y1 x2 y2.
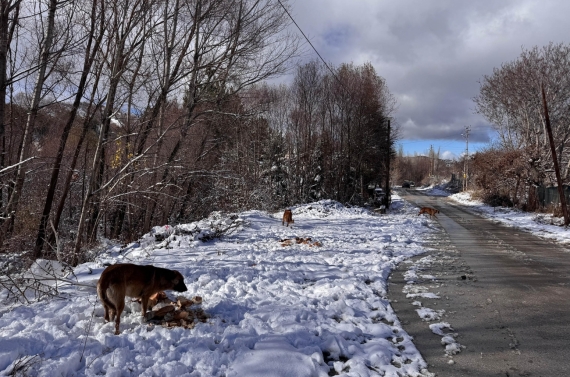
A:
389 189 570 377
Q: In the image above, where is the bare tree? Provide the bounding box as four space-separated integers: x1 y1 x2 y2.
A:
0 0 21 212
33 0 106 257
73 0 157 261
475 43 570 211
0 0 62 245
475 43 570 178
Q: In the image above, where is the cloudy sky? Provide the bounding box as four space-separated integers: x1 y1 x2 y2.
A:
283 0 570 159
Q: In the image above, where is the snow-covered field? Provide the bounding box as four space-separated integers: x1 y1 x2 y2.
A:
0 197 440 377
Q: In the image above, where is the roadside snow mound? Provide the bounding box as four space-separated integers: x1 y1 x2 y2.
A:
291 199 370 219
389 194 417 214
139 211 247 249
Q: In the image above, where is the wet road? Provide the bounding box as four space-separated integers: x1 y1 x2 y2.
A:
389 189 570 377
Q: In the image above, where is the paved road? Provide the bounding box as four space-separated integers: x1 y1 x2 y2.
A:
389 189 570 377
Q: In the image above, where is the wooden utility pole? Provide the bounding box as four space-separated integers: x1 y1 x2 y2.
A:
429 145 433 177
541 84 569 226
462 126 470 191
384 118 391 208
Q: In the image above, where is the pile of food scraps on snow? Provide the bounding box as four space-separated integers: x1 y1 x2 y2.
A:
279 237 322 247
141 292 208 329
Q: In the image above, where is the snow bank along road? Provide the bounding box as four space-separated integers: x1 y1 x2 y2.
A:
394 189 570 377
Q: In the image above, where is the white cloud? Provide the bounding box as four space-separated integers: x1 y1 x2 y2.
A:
441 150 457 160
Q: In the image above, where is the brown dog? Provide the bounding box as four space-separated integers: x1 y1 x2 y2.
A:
282 209 294 227
418 207 439 219
97 263 188 334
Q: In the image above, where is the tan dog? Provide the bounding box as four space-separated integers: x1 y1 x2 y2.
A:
418 207 439 219
97 263 188 334
282 209 294 227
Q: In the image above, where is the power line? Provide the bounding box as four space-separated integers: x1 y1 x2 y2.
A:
275 0 348 92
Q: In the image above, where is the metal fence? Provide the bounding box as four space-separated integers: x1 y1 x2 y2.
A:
536 185 570 207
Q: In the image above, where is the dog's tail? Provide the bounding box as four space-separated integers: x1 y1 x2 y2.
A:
97 280 117 312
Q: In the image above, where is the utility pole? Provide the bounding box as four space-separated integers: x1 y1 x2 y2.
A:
541 84 569 226
462 126 470 191
429 145 433 177
384 118 391 208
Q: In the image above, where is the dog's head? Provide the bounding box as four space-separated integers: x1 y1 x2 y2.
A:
170 270 188 292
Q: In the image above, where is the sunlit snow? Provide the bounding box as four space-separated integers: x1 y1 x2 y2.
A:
0 197 437 377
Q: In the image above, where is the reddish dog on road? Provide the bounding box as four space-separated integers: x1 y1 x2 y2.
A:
418 207 439 219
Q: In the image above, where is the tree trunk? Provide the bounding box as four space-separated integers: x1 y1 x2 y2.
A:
73 28 127 263
0 1 20 212
0 0 57 246
33 0 104 257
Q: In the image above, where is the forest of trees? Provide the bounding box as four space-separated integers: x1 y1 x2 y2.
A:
0 0 395 266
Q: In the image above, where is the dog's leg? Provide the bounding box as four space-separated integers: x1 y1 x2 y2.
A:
114 299 124 335
103 304 111 322
108 306 118 322
140 294 150 318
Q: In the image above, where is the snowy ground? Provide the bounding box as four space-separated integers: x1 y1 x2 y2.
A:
0 197 441 377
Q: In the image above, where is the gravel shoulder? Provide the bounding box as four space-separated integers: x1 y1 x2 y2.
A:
390 190 570 377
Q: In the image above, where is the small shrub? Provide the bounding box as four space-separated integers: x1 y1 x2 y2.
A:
546 203 564 218
470 190 485 201
482 192 513 208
